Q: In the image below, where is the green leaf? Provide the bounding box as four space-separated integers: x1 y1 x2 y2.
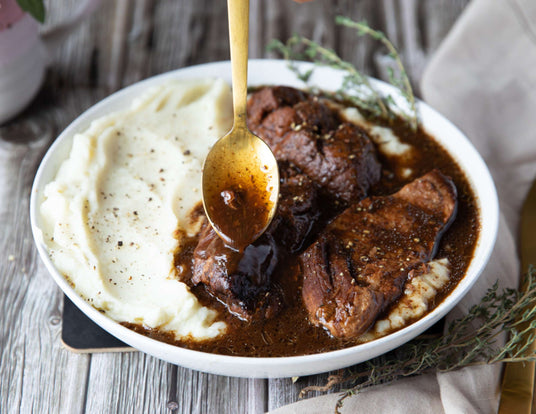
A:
16 0 45 23
297 68 313 83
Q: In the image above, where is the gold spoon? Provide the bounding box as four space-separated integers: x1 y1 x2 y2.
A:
202 0 279 252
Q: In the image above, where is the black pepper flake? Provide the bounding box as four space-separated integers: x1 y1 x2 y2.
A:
133 211 138 215
183 150 191 156
118 241 123 247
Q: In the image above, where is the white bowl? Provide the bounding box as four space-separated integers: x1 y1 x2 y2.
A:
30 60 499 378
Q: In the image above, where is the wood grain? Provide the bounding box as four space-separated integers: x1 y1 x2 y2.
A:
0 1 469 413
84 352 174 413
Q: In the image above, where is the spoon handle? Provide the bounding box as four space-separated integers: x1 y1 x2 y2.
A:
227 0 249 130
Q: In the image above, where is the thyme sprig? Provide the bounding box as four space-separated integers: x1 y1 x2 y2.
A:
268 17 418 130
299 267 536 413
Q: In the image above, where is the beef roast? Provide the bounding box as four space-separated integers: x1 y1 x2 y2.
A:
300 170 457 338
248 86 381 204
191 169 321 321
190 87 384 321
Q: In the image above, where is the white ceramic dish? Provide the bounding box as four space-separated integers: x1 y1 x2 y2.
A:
30 60 499 378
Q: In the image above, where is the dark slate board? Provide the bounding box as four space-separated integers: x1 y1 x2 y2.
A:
61 295 132 353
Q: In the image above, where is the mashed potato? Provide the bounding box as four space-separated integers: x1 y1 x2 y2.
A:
40 79 233 340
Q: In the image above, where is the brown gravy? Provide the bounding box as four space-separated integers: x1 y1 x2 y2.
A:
125 101 480 358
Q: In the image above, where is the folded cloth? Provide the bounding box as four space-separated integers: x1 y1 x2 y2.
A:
270 0 536 412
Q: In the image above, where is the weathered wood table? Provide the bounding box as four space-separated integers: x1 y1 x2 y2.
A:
0 1 469 412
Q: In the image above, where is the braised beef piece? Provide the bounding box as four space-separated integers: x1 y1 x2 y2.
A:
301 170 458 338
247 86 307 125
248 86 381 204
191 169 321 321
272 122 381 203
192 224 281 320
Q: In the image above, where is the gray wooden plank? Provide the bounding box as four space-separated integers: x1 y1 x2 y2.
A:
170 369 266 414
120 0 153 87
263 0 338 58
106 0 134 91
17 267 91 414
334 0 383 78
268 373 346 411
84 352 175 414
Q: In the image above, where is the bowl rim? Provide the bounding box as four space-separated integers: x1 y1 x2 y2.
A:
30 59 499 378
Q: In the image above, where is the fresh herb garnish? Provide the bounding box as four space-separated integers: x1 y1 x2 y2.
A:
16 0 45 23
268 17 418 131
299 266 536 413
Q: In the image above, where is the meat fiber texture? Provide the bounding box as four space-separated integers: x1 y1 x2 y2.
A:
301 170 457 338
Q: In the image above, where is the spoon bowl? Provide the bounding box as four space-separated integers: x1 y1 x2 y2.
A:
202 0 279 250
202 126 279 251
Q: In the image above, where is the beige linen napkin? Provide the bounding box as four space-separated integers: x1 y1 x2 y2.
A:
270 0 536 412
